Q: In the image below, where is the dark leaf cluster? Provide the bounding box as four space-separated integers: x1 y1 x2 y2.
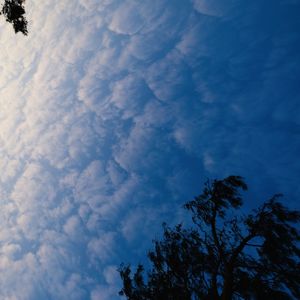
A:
1 0 28 35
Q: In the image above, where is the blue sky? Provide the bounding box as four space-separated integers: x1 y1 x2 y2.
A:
0 0 299 299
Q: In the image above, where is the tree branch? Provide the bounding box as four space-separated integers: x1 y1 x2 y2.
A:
211 202 225 259
245 243 263 247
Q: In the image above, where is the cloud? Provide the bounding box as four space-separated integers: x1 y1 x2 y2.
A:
0 0 299 298
192 0 237 17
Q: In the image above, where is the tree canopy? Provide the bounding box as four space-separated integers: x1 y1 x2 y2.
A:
119 176 300 300
1 0 28 35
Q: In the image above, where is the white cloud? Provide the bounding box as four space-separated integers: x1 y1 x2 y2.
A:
109 1 145 35
88 232 116 264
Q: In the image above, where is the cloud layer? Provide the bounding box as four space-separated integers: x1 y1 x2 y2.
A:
0 0 299 299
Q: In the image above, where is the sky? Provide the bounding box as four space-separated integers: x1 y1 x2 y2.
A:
0 0 299 299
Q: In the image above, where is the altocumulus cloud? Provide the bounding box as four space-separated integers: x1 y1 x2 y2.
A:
0 0 299 299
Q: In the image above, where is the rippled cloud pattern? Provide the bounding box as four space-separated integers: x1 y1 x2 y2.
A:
0 0 299 299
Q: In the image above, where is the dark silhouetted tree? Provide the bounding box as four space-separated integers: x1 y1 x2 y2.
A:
1 0 28 35
119 176 300 300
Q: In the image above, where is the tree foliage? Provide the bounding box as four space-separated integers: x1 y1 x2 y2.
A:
119 176 300 300
1 0 28 35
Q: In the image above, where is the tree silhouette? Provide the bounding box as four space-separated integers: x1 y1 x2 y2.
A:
119 176 300 300
1 0 28 35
